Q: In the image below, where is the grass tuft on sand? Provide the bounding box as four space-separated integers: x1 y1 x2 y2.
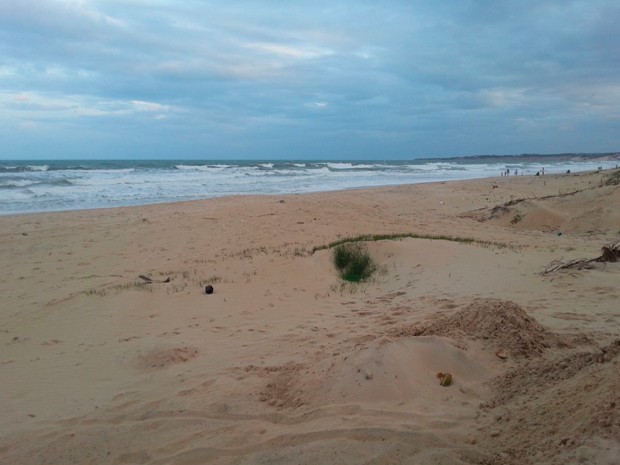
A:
333 243 376 282
605 168 620 186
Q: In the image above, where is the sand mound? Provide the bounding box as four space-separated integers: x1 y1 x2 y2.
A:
138 346 198 369
392 299 554 357
477 340 620 465
514 203 567 230
244 362 306 408
255 336 491 409
476 184 620 234
488 339 620 408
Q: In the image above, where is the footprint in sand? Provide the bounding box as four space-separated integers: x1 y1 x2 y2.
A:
138 346 199 369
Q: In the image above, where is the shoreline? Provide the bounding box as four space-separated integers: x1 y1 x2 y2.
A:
2 157 619 217
1 166 615 219
1 170 618 464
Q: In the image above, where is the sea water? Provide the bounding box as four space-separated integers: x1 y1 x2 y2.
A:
0 159 617 215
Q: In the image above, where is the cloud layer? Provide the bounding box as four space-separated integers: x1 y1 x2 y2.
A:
1 0 619 159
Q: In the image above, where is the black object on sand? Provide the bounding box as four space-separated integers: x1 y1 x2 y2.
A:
205 285 214 295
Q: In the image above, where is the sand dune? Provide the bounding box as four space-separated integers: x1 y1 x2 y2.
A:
1 169 619 464
470 172 620 236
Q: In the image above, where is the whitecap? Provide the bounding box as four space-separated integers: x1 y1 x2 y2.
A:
26 165 49 171
325 163 377 170
0 179 36 188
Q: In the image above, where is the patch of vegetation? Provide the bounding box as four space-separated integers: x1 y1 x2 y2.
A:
605 169 620 186
333 243 376 282
293 247 307 257
510 213 523 225
312 232 514 254
200 274 222 285
85 281 153 297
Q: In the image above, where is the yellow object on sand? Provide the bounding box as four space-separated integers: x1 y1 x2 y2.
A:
439 373 453 387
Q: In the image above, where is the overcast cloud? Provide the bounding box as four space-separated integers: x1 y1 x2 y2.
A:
1 0 619 159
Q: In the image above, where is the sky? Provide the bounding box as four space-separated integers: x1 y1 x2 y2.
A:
1 0 619 160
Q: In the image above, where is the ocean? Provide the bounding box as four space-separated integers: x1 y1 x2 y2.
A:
0 158 617 216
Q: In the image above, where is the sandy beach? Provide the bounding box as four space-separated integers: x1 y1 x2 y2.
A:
1 170 618 465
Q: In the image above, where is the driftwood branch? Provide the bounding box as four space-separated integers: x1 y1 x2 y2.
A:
542 241 620 275
599 241 620 263
138 275 171 283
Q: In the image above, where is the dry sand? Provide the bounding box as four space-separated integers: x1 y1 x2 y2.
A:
1 169 619 465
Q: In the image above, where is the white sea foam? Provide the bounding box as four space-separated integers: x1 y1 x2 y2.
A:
1 159 617 215
326 162 375 169
26 165 49 171
0 180 36 188
174 164 229 171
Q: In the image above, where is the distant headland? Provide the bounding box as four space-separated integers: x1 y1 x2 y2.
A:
420 152 620 163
